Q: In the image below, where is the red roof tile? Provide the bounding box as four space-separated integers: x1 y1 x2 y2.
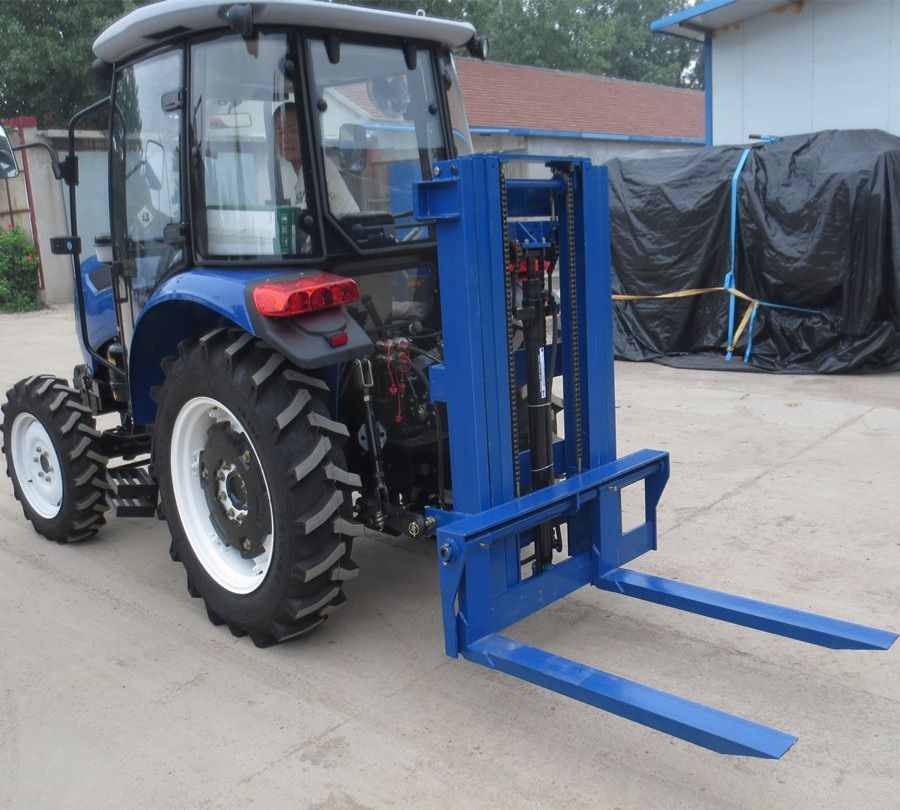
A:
455 58 704 140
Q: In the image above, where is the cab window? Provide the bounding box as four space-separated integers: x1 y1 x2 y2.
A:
110 49 184 327
190 33 318 260
308 39 448 248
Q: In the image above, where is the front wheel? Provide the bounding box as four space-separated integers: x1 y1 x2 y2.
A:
2 375 109 542
154 329 360 646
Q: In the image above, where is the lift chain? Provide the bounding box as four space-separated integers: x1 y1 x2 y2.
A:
499 164 522 497
564 169 584 473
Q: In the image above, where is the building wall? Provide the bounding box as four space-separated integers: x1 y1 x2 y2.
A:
472 132 702 178
0 129 35 239
712 0 900 144
0 121 74 305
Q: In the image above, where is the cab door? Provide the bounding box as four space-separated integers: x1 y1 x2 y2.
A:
110 48 185 349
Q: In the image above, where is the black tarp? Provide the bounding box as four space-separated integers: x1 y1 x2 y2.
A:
606 130 900 372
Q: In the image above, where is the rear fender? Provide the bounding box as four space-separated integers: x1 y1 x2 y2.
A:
128 268 371 425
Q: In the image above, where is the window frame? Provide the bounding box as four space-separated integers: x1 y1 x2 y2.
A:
108 42 189 336
186 29 326 264
300 29 453 256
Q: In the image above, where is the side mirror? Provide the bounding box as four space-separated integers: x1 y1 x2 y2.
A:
0 124 20 179
339 123 367 173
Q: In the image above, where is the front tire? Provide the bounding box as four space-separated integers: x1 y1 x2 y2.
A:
155 328 360 646
1 375 109 542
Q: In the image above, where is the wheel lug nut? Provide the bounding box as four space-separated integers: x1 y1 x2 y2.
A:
217 471 226 481
228 508 236 518
242 539 252 551
218 492 227 501
200 468 208 480
241 451 251 464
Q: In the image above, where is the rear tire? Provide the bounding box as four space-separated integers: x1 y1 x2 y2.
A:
154 328 360 646
1 375 109 542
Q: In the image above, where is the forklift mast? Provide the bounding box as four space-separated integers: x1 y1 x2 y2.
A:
415 154 896 759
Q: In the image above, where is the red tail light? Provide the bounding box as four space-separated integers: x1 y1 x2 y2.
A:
253 273 360 318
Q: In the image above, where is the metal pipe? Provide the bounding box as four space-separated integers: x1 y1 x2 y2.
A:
65 97 123 379
353 358 389 529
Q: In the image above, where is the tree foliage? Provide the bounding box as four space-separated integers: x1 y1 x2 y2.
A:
0 0 139 127
0 0 701 127
341 0 703 87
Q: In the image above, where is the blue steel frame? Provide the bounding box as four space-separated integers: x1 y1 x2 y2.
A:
414 154 896 759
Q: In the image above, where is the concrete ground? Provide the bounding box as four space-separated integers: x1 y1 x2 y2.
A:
0 307 897 809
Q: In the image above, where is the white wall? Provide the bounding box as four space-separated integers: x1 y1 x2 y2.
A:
71 149 112 256
29 131 112 305
472 132 701 178
712 0 900 144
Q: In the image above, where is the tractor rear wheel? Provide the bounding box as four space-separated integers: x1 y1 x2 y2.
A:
154 328 360 646
1 375 109 542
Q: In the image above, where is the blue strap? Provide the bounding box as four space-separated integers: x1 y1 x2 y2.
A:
725 147 752 360
740 299 823 363
758 299 820 315
742 305 759 363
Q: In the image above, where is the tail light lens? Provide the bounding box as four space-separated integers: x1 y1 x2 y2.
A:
253 272 360 318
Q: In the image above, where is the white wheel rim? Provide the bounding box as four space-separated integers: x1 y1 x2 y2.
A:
10 412 64 519
170 396 274 595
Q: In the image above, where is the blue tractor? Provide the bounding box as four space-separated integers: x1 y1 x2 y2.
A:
2 0 483 643
1 0 894 758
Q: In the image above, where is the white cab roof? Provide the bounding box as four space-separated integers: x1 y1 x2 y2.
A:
94 0 476 63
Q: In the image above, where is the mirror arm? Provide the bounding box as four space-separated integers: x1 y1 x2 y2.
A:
13 139 65 181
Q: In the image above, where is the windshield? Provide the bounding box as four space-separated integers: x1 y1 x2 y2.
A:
308 38 448 248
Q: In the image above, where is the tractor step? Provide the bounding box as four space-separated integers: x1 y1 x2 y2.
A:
108 466 157 518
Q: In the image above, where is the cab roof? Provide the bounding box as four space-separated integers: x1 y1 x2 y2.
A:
94 0 477 64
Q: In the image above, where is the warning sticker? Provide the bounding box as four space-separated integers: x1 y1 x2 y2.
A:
137 205 154 228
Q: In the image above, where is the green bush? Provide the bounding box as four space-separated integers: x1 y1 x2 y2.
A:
0 223 42 312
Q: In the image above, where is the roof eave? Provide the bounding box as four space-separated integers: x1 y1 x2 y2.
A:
650 0 740 40
650 0 792 41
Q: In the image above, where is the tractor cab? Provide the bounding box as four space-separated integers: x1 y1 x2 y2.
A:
86 0 479 355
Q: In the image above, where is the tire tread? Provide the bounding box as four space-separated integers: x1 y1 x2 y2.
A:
156 329 361 645
2 375 109 544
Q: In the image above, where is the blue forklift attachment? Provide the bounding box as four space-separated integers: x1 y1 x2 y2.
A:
414 154 896 759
